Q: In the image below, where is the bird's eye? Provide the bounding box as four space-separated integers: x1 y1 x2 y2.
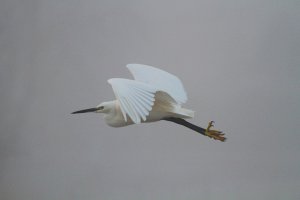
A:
98 106 104 110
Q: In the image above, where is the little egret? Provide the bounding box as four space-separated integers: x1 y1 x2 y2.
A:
72 64 226 141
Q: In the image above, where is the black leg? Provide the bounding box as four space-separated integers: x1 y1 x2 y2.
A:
162 117 227 142
162 117 206 136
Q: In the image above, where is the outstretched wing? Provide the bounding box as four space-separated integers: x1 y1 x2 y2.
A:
108 78 157 124
126 64 188 104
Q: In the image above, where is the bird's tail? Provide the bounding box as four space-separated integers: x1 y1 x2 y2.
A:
171 107 195 119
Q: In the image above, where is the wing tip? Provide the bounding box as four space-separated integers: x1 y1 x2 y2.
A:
126 64 137 70
107 78 114 84
107 78 127 85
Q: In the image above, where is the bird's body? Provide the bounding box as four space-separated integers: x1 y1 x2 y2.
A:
72 64 226 141
101 96 194 127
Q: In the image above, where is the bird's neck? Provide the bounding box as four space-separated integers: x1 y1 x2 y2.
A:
103 100 128 127
102 100 117 114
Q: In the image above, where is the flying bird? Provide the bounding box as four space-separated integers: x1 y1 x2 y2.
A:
72 64 226 142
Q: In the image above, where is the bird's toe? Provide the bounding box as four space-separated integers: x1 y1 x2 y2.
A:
205 121 226 142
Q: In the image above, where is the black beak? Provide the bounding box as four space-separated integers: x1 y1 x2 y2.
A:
71 107 99 114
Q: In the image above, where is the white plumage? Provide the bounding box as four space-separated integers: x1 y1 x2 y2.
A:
74 64 194 126
126 64 187 104
72 64 226 141
107 64 191 124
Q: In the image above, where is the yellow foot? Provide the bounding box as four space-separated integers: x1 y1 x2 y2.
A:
205 121 226 142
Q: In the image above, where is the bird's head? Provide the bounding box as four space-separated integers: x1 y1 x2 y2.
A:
71 101 113 114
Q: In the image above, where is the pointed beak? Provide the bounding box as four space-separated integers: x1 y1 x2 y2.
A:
71 107 99 114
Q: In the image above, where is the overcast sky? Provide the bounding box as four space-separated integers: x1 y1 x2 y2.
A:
1 0 300 199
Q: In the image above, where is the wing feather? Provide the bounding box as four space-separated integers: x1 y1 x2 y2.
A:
108 78 157 124
127 94 145 121
127 64 188 104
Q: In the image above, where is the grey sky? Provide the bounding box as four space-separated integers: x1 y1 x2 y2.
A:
1 0 300 199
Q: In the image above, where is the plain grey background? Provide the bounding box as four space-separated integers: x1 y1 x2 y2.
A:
1 0 300 199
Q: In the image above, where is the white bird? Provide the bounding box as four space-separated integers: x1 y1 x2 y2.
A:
72 64 226 141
